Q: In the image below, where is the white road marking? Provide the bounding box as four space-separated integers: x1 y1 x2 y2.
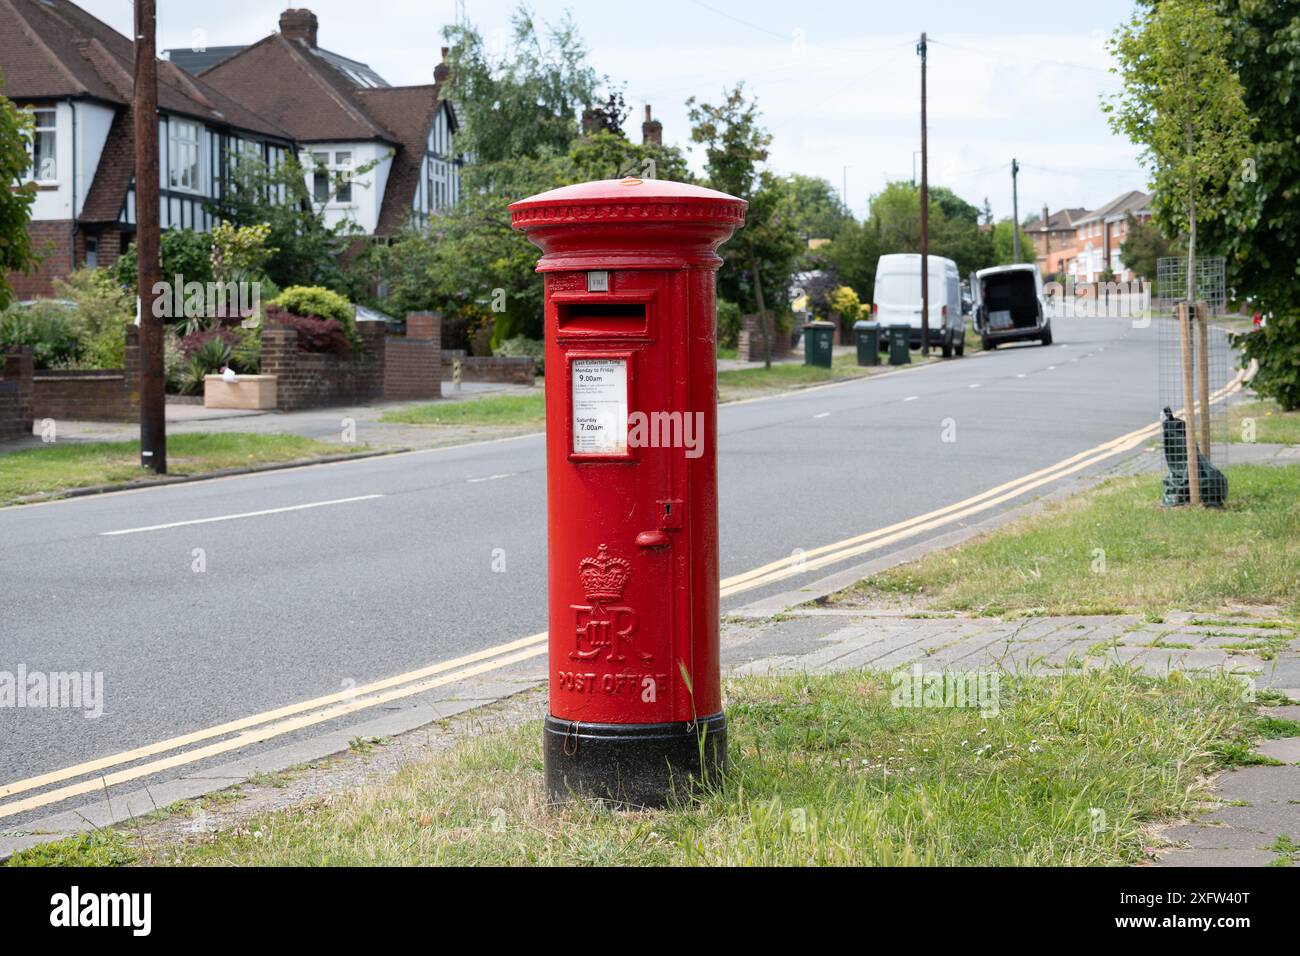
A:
1048 366 1057 370
466 472 516 483
99 495 384 536
1016 373 1027 378
904 396 919 402
813 412 830 419
968 383 981 389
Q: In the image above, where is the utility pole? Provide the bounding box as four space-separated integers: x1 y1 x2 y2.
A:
918 32 929 356
842 165 851 212
1011 158 1021 261
134 0 165 473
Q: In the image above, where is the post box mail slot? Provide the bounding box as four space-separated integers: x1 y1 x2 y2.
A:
511 178 746 806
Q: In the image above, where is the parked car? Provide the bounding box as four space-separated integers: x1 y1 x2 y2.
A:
971 263 1051 349
871 253 965 357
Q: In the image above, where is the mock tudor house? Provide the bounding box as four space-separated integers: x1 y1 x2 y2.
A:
2 2 460 298
170 8 460 238
1 0 296 298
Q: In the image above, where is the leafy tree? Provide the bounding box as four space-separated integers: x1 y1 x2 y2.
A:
1119 212 1184 281
818 218 880 302
440 6 597 168
1199 1 1300 316
991 219 1035 265
688 84 801 367
205 154 363 292
0 79 41 309
1104 0 1252 304
782 173 852 243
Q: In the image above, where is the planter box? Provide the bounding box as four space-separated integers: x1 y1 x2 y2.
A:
204 374 277 410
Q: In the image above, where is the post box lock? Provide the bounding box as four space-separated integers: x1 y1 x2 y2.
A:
510 178 746 807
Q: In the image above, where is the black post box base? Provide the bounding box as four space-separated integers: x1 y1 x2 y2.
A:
543 712 727 809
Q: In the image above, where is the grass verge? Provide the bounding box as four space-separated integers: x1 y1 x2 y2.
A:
0 433 355 506
379 393 545 427
830 463 1300 618
717 351 925 403
9 667 1256 867
1229 400 1300 445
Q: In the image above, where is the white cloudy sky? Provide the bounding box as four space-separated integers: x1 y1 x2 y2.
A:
80 0 1149 221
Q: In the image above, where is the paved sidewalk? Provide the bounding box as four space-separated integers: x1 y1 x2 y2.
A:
720 607 1300 867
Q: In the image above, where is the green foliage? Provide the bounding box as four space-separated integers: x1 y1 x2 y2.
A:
818 218 882 302
272 285 357 352
991 219 1035 265
1119 212 1183 281
494 335 544 375
827 285 864 320
54 268 133 368
0 300 76 368
179 336 232 395
783 173 853 242
1237 315 1300 410
210 221 277 284
205 155 360 292
0 77 39 310
440 6 597 166
688 86 801 320
116 229 214 295
715 299 742 350
1104 0 1252 300
1199 2 1300 322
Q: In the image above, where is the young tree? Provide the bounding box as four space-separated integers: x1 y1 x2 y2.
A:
0 79 40 309
688 85 800 368
1104 0 1251 305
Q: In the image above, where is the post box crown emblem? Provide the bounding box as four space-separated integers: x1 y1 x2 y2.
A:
579 544 632 604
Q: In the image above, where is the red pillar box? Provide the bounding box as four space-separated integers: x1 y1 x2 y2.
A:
510 178 746 806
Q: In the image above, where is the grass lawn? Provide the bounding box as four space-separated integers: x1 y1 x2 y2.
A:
717 351 922 403
1229 400 1300 445
830 464 1300 618
0 433 351 506
379 393 545 427
11 667 1260 867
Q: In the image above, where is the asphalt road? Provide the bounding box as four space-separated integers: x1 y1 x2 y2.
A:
1 313 1157 799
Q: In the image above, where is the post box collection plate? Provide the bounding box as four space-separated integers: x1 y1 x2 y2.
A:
511 178 746 807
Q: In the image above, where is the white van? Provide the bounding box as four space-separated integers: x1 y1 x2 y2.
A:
971 263 1051 348
872 253 965 357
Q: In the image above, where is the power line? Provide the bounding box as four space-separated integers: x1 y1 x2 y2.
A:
927 37 1112 76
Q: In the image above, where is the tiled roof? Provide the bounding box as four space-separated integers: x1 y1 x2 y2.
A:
1078 190 1151 223
78 105 132 222
356 85 443 234
200 32 449 234
0 0 293 140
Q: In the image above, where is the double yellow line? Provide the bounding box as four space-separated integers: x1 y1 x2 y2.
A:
0 371 1243 821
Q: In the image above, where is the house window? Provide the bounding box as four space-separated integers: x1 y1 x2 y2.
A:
168 120 201 192
30 109 57 182
310 151 354 204
333 151 352 203
85 237 98 269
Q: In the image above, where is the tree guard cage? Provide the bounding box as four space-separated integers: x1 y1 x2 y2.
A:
1156 256 1230 506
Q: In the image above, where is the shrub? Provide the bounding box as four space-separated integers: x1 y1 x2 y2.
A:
115 229 214 295
55 268 133 369
716 299 742 349
828 285 863 320
179 335 233 395
179 326 242 358
496 335 544 375
272 286 358 352
0 300 80 368
1236 314 1300 411
264 304 352 355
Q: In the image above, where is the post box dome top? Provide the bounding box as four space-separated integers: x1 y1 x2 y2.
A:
509 178 746 231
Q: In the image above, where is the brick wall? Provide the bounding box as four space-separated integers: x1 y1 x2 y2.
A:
263 320 387 411
9 220 76 300
440 349 536 384
1 348 34 440
30 327 140 422
737 313 792 363
384 311 442 400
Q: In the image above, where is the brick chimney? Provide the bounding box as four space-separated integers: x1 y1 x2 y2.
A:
434 46 450 84
581 108 602 137
1042 204 1049 229
641 104 662 147
280 8 318 48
